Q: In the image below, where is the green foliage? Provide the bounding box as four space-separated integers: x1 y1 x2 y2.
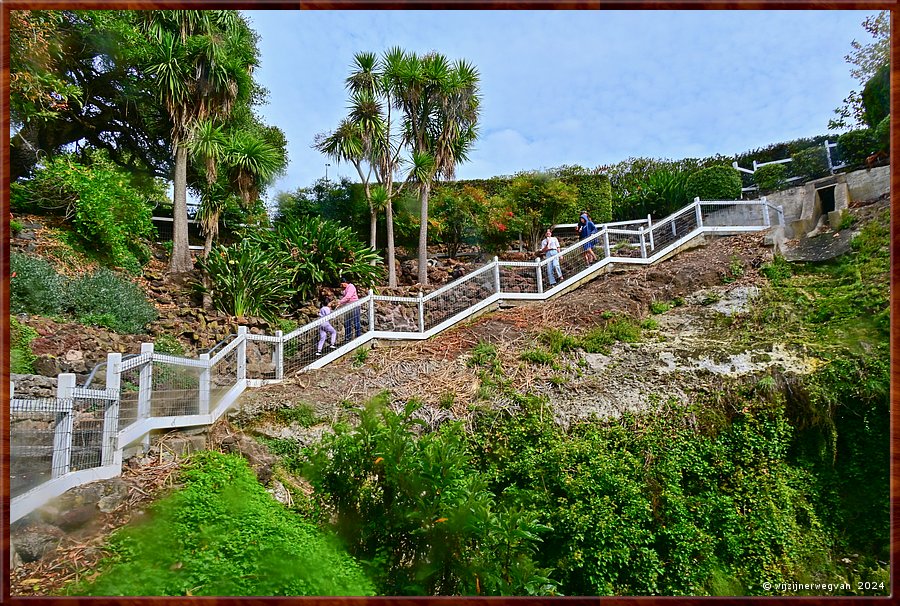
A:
761 256 793 286
200 239 295 320
791 147 830 181
468 341 500 371
10 252 67 316
836 129 877 167
685 166 742 202
275 318 299 334
722 255 745 284
837 211 855 231
304 398 557 596
10 316 39 374
650 300 674 315
520 348 557 366
860 63 889 129
476 195 524 254
505 173 580 251
557 170 613 224
68 269 157 334
10 219 24 235
70 452 374 596
579 315 642 353
352 347 369 368
21 152 155 273
254 214 382 301
153 334 185 357
873 115 889 153
624 168 691 218
538 328 579 354
753 163 787 194
430 184 485 257
273 404 319 428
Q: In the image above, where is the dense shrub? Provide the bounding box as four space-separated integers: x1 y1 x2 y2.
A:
71 452 375 596
304 396 557 596
559 172 614 224
861 63 890 129
685 166 741 201
430 185 486 258
10 316 39 374
837 129 877 167
18 152 156 273
68 269 157 333
753 163 788 194
10 252 67 315
623 168 691 218
874 115 889 153
200 239 296 320
254 215 382 300
791 146 830 180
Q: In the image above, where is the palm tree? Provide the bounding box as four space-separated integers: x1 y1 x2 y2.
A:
141 10 253 274
387 52 480 285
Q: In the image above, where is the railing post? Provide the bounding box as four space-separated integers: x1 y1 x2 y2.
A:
694 197 703 229
237 326 248 382
418 293 425 333
672 220 677 237
825 140 835 174
137 343 153 451
535 258 543 294
52 374 76 479
199 353 210 415
10 380 14 400
103 353 121 466
639 227 647 259
646 214 655 251
493 257 501 294
368 291 376 332
602 227 611 259
777 205 785 226
274 330 284 380
761 196 771 227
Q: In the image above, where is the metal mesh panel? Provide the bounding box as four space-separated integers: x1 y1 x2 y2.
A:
700 202 767 228
245 337 277 381
10 399 65 498
554 234 602 279
210 346 240 409
423 267 496 330
498 263 539 294
69 397 113 472
649 207 700 252
283 326 320 376
374 298 420 333
118 363 145 430
607 229 645 259
150 359 202 417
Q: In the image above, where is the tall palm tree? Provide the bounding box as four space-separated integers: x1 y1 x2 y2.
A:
387 52 480 285
141 10 253 274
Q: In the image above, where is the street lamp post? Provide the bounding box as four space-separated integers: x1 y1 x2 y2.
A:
325 163 331 184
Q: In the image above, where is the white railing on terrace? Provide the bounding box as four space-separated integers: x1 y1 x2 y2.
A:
9 197 784 523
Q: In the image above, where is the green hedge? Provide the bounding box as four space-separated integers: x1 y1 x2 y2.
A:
685 166 741 201
754 164 787 194
861 63 890 129
11 253 67 316
791 146 830 180
874 115 889 153
837 129 878 167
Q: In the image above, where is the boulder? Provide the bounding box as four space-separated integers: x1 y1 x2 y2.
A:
13 524 64 562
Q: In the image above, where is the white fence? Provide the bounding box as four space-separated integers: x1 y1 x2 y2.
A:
734 140 846 193
9 197 784 523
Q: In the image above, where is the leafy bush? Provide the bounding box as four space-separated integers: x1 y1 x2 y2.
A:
579 316 642 353
68 269 157 333
431 185 485 258
539 328 579 354
71 452 375 596
153 334 185 356
650 300 674 314
21 152 155 273
559 172 613 224
504 173 580 251
791 146 830 181
10 219 24 235
520 348 557 366
199 239 296 320
11 252 67 316
861 63 889 129
837 129 877 167
476 195 524 254
10 316 39 374
252 215 382 302
685 166 742 201
874 115 889 153
755 166 785 192
304 398 557 596
624 168 690 218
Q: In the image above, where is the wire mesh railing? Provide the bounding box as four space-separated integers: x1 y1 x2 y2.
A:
10 197 782 523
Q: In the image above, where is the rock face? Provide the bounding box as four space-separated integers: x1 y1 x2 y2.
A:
208 422 277 485
12 524 65 563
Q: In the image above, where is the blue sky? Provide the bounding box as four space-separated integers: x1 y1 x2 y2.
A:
243 10 872 200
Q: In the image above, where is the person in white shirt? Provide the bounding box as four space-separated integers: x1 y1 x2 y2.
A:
539 228 564 286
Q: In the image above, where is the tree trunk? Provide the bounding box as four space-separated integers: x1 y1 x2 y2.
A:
168 145 193 274
386 195 397 287
417 185 430 285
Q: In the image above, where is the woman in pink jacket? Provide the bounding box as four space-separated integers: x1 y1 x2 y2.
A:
334 275 362 341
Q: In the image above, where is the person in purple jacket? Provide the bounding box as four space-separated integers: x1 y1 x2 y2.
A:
316 300 337 356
